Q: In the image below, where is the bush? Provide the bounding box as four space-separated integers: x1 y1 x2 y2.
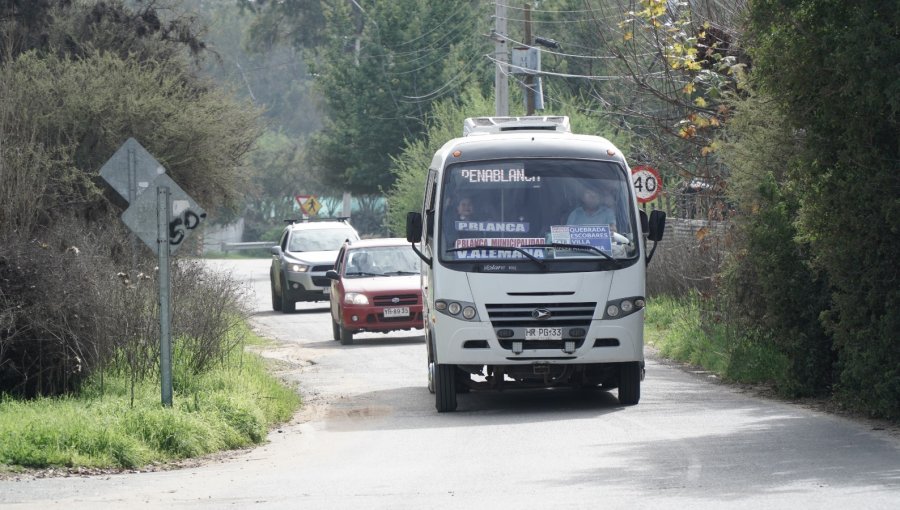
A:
646 218 730 297
0 216 251 398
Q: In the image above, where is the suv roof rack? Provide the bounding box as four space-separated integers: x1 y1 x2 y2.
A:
463 116 570 136
283 216 351 225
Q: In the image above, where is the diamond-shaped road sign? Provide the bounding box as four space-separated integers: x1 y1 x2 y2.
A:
99 137 166 204
302 195 321 216
121 173 206 255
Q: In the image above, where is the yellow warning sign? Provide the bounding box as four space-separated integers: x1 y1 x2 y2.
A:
301 195 321 216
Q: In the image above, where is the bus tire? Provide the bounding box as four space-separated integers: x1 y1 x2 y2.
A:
618 361 641 405
434 363 458 412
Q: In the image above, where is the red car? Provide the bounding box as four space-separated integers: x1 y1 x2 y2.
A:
326 238 424 345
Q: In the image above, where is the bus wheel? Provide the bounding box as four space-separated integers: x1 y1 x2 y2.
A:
618 362 641 405
434 364 458 412
426 330 435 394
427 362 435 394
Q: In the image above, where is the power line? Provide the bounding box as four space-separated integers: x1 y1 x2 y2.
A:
485 53 667 81
400 54 486 103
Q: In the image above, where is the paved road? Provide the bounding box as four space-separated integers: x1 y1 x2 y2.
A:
1 258 898 509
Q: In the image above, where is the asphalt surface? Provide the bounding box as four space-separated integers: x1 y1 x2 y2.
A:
1 258 898 509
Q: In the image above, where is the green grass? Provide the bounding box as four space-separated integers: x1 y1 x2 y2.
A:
0 330 300 471
645 293 789 386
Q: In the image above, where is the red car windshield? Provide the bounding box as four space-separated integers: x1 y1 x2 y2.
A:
344 246 421 277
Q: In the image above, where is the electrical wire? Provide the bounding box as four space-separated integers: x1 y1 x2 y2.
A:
400 54 487 102
485 53 667 81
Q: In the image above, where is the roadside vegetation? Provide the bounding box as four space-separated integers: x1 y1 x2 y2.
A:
0 1 300 473
644 294 788 388
0 328 299 472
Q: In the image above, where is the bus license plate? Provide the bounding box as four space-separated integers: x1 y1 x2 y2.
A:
525 327 562 340
383 306 410 318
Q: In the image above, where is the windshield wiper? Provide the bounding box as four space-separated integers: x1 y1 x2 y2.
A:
447 245 547 271
381 270 419 275
345 271 382 277
521 242 621 266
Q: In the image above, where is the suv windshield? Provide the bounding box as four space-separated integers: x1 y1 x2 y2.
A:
439 159 637 264
288 227 356 252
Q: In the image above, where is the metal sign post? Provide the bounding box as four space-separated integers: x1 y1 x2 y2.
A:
157 186 173 407
100 138 206 407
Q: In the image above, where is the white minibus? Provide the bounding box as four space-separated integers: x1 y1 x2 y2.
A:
406 116 665 412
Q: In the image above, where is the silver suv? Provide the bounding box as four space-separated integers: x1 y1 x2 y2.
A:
270 218 360 312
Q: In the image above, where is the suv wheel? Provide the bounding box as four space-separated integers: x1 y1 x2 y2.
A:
270 273 282 311
280 275 295 313
331 317 340 341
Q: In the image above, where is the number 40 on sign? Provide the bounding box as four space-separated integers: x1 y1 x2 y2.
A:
631 165 662 203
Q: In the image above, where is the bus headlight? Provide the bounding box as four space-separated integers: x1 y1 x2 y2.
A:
603 296 645 320
435 299 480 321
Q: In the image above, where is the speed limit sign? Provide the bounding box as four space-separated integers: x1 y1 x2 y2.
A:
632 165 662 203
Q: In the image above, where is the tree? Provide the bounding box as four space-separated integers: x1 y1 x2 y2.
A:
0 0 261 396
249 0 492 195
748 0 900 418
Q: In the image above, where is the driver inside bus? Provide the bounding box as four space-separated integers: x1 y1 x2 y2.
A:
444 195 479 249
567 182 617 231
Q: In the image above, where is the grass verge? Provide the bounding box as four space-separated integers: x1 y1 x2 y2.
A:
0 328 300 472
645 293 789 386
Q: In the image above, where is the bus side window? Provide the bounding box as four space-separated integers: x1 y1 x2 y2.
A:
424 170 437 242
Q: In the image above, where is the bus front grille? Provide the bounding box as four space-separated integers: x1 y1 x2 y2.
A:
485 302 596 341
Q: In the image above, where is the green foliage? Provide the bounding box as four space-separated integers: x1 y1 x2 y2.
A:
645 294 789 386
2 50 260 222
240 130 312 239
385 86 494 234
295 0 492 194
748 0 900 418
0 335 300 470
717 89 834 397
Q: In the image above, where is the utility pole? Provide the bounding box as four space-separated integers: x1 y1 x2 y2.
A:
494 0 509 116
524 4 535 115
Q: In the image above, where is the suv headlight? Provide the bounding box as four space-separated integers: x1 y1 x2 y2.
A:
344 292 369 305
288 263 310 273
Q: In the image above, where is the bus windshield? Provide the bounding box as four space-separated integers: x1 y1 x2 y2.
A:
439 159 637 264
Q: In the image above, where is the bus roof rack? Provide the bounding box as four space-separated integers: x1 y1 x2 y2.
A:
463 116 570 136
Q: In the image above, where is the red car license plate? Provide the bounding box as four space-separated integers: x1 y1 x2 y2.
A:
383 306 410 318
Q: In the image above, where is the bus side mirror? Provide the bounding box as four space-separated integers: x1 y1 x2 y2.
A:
647 210 666 242
406 212 422 243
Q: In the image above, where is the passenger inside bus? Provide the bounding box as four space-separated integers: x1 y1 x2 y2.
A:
566 182 618 231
